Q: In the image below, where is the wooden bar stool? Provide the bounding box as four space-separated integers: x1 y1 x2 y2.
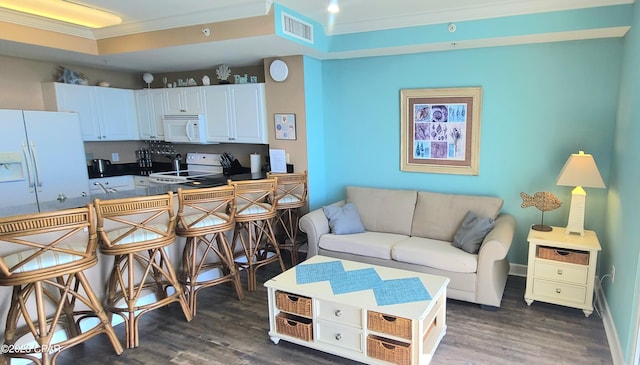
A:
267 171 308 266
228 179 286 291
0 205 123 365
176 186 244 317
94 193 192 349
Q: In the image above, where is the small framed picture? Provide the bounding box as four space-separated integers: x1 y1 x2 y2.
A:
274 113 296 140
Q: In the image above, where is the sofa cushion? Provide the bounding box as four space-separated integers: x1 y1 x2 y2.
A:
411 191 503 241
323 203 365 235
319 231 409 260
346 186 417 236
391 236 478 273
452 211 495 254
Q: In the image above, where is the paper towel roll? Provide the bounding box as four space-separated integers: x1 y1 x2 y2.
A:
250 153 261 173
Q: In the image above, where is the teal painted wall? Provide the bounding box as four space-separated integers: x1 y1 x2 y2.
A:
606 1 640 362
310 38 622 268
303 56 328 208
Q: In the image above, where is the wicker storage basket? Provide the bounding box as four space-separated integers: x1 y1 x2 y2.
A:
367 335 411 365
275 313 313 341
537 246 589 265
275 291 312 317
368 311 412 339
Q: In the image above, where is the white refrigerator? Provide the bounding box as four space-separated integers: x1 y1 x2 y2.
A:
0 109 90 217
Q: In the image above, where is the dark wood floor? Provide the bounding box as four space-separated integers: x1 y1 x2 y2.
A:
54 255 612 365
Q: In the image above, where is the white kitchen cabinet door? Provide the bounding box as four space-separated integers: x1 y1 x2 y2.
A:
231 84 267 144
42 82 138 141
42 82 100 141
164 87 204 114
96 87 138 140
203 86 232 142
203 83 267 144
135 89 166 140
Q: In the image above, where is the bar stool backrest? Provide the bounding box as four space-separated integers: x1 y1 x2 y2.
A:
176 186 236 236
267 171 308 210
94 193 176 253
0 205 97 285
228 179 277 221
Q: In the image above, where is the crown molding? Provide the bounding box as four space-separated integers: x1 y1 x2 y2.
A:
328 0 634 35
0 9 95 38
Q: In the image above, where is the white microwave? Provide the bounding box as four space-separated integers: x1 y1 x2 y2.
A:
162 114 208 143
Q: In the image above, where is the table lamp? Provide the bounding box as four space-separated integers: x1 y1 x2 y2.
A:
556 151 605 236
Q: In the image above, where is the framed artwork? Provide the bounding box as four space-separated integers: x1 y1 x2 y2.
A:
400 87 482 175
274 113 297 140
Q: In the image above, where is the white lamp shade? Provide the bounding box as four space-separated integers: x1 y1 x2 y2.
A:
556 151 605 188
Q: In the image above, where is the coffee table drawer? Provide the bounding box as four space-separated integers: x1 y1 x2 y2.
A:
317 299 362 327
316 320 363 352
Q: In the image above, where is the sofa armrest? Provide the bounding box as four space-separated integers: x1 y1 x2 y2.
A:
299 200 344 257
476 213 516 307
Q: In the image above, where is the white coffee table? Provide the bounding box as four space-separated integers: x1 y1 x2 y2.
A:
265 255 449 365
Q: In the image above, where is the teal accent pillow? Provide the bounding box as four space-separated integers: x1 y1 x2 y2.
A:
452 211 495 254
323 203 365 235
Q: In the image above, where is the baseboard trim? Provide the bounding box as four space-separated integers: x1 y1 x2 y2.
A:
509 263 527 277
595 278 626 365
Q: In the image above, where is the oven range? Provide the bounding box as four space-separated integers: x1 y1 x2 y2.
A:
149 152 226 187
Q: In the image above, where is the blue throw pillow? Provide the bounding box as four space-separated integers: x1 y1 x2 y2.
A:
452 211 495 254
323 203 365 235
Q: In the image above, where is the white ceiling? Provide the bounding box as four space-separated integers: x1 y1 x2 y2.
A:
0 0 633 72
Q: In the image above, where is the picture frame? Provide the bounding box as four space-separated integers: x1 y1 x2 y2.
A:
400 87 482 175
274 113 297 140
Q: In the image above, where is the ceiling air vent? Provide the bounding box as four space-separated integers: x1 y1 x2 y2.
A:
281 12 313 44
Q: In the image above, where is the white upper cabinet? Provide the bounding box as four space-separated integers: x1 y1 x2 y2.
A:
42 82 138 141
164 87 205 114
203 83 267 144
135 89 166 140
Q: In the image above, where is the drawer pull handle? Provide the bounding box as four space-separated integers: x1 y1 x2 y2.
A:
557 269 563 275
382 315 397 322
335 333 342 341
334 310 342 317
556 288 562 294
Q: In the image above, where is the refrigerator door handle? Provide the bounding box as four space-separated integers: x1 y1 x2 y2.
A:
29 141 43 191
21 141 35 192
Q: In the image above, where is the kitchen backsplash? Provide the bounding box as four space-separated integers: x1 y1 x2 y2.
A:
84 141 268 168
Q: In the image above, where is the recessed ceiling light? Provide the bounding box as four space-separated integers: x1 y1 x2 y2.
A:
328 0 339 14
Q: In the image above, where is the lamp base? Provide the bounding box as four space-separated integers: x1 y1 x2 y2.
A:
532 224 552 232
565 186 586 236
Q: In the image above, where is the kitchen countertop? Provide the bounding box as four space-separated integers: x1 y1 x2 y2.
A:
0 171 268 218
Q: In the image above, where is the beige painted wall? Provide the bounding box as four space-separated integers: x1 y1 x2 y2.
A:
263 56 308 174
0 54 139 110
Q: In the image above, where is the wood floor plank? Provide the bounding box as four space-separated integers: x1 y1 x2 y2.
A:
53 256 612 365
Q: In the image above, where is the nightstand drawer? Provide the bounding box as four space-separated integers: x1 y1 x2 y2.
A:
532 279 586 304
317 300 362 328
316 320 363 352
534 261 588 285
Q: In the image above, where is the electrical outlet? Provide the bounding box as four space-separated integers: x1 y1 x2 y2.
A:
111 152 119 162
611 265 615 283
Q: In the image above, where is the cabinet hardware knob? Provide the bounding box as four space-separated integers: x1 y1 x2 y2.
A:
556 288 561 294
557 269 563 275
335 333 342 341
334 310 342 317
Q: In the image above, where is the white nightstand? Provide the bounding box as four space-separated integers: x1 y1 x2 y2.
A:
524 226 601 317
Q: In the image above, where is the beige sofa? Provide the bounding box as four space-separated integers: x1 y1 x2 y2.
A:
299 186 516 308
